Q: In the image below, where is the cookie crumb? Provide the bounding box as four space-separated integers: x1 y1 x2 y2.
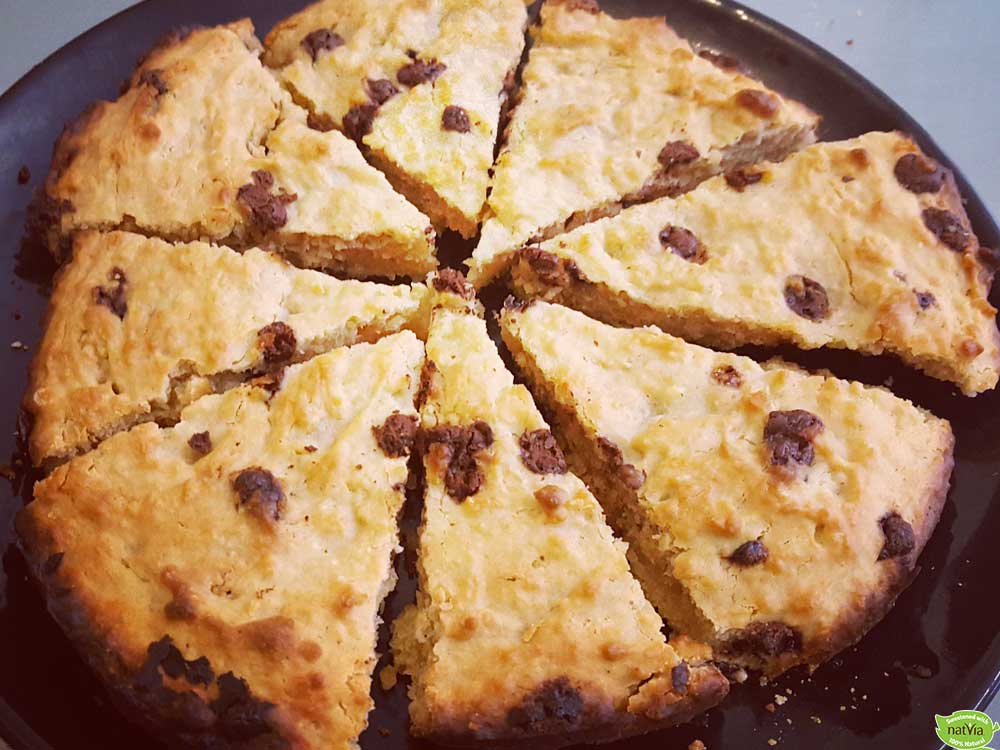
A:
689 741 706 750
765 703 776 713
379 665 397 690
17 165 30 184
10 340 28 351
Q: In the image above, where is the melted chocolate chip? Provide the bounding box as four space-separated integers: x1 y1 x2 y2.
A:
232 468 286 522
442 105 471 133
237 170 296 231
93 266 128 319
894 153 944 194
507 677 584 732
724 168 764 191
711 365 742 388
188 431 212 456
374 413 419 458
519 430 568 475
877 511 916 561
657 140 700 169
397 58 446 87
302 29 344 61
728 539 768 566
415 360 437 410
367 78 399 105
306 111 335 132
250 369 285 398
698 49 743 71
431 268 474 299
784 275 830 321
597 437 645 489
915 290 936 310
922 207 970 252
43 552 64 575
724 621 803 658
138 69 168 96
257 322 296 364
734 89 781 118
211 672 277 740
764 409 824 469
521 246 582 288
423 421 494 501
136 636 215 691
343 102 378 142
660 224 707 264
671 662 690 694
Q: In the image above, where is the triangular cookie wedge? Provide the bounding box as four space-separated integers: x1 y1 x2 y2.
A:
26 230 430 467
35 21 436 279
18 332 423 749
391 307 727 746
500 300 954 676
466 0 819 286
509 132 1000 395
264 0 529 238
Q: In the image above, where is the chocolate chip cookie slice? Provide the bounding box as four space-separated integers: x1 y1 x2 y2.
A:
264 0 529 238
510 132 1000 395
17 332 423 749
391 308 727 746
501 301 954 676
25 230 430 467
466 0 819 286
37 21 437 279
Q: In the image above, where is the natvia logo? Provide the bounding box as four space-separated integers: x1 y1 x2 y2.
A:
935 710 1000 749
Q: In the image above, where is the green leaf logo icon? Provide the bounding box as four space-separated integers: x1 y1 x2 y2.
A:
935 710 998 749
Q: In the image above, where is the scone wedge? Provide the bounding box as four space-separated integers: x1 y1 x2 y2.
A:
25 230 431 468
36 21 436 278
392 307 728 747
501 301 954 676
17 332 424 749
265 0 530 238
511 132 1000 395
467 0 819 286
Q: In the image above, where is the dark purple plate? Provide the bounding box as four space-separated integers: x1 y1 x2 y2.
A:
1 1 998 749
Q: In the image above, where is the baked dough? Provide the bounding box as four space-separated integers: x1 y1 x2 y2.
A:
17 332 424 749
467 0 819 286
510 132 1000 395
265 0 529 237
25 230 431 467
391 307 727 746
37 21 437 279
501 300 954 676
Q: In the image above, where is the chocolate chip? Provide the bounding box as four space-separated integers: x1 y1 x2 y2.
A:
922 207 970 252
415 360 437 410
728 540 768 566
232 468 285 522
367 78 399 105
306 111 335 132
784 275 830 321
374 413 419 458
597 437 645 489
657 140 700 169
138 69 168 96
734 89 781 118
43 552 64 575
507 677 584 732
188 431 212 456
423 421 494 501
671 662 690 694
136 636 215 691
257 322 296 364
250 369 285 398
711 365 742 388
698 49 743 71
343 102 378 142
521 246 582 288
723 621 803 658
442 104 471 133
211 672 276 740
93 266 128 319
724 168 764 191
894 153 944 194
877 511 916 561
764 409 824 468
17 165 30 185
431 268 474 299
519 430 568 475
915 290 936 310
302 29 344 61
185 657 214 686
659 224 707 264
237 170 296 231
397 58 446 87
